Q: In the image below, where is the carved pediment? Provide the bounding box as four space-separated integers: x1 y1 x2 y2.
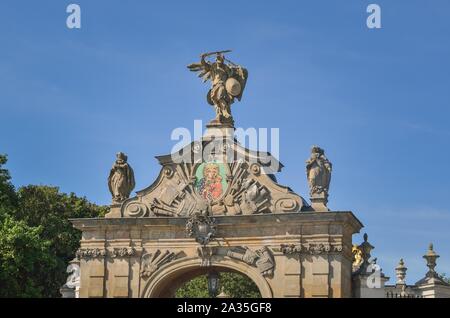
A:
121 136 308 217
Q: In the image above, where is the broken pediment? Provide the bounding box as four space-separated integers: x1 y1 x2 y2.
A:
119 130 309 217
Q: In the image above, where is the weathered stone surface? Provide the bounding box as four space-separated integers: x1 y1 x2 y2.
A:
306 146 332 212
118 134 309 218
70 211 362 298
108 152 135 205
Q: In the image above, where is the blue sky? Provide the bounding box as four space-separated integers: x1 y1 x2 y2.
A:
1 0 449 285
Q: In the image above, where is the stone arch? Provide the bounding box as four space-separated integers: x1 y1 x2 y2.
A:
141 257 273 298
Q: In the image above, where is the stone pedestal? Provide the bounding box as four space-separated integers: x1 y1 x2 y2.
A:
416 282 450 298
71 211 362 298
352 273 389 298
105 204 121 218
310 193 329 212
60 285 76 298
202 126 235 140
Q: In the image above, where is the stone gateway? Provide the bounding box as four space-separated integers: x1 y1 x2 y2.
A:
65 52 450 298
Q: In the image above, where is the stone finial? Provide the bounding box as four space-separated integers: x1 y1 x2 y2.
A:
352 233 375 274
306 145 332 212
395 258 407 286
423 243 440 278
108 152 136 205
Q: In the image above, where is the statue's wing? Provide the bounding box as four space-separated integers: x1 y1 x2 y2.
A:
187 63 211 83
232 66 248 101
107 169 114 196
127 166 136 196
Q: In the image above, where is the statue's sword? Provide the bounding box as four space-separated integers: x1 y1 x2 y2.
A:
202 49 232 57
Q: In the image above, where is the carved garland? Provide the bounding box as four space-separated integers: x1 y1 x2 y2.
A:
76 247 138 259
111 247 136 258
76 248 106 260
280 243 343 255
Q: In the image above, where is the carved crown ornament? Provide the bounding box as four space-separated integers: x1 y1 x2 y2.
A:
118 138 309 218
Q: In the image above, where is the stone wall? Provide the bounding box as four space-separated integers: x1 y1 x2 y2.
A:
71 211 362 298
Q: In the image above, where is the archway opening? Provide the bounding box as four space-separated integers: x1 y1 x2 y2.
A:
149 265 262 298
175 270 262 298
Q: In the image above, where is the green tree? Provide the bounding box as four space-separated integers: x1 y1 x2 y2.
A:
176 275 210 298
12 185 108 297
0 154 17 213
175 272 261 298
220 272 261 298
0 215 55 297
0 154 108 297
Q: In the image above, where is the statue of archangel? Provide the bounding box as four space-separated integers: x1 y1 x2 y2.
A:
187 50 248 127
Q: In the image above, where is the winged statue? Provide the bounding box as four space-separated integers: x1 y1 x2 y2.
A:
187 50 248 126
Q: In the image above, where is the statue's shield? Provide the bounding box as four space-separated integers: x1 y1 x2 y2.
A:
225 78 242 97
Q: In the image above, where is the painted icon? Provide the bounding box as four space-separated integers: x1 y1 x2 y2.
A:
195 162 228 202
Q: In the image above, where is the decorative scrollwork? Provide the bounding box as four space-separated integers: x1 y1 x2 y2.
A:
274 198 299 212
250 163 261 176
114 137 307 218
163 166 174 179
123 201 148 217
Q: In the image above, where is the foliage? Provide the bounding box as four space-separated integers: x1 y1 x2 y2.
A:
0 215 55 297
175 272 261 298
0 154 17 212
0 154 107 298
1 154 260 298
220 272 261 298
176 275 210 298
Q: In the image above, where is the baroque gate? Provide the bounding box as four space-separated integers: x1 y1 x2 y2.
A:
71 51 363 298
